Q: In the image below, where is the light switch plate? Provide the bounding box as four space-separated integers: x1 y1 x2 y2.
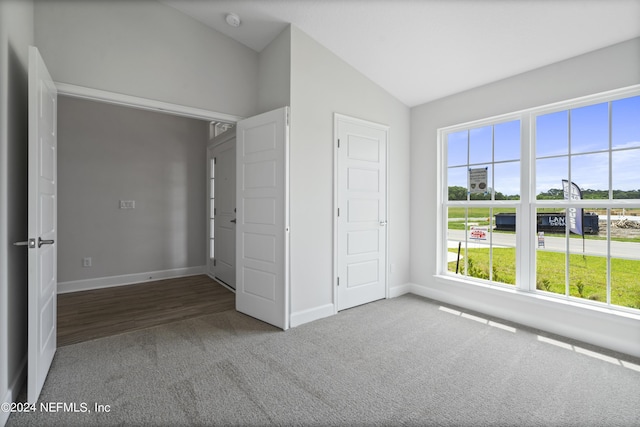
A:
119 200 135 209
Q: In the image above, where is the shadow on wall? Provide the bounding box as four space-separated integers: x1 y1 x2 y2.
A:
6 43 29 377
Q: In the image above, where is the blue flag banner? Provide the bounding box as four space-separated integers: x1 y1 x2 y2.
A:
562 179 583 236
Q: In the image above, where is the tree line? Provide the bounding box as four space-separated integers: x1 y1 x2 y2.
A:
448 186 640 200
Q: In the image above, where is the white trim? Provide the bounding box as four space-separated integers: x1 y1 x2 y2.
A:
55 82 243 123
389 283 412 298
290 304 335 328
57 266 205 294
414 277 640 358
1 356 26 427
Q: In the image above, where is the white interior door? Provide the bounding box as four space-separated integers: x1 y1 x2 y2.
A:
336 114 387 311
26 46 57 403
210 134 236 288
236 107 289 330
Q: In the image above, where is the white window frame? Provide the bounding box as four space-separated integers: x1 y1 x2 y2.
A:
438 84 640 314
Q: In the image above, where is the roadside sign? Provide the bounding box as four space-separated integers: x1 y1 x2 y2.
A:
470 226 488 240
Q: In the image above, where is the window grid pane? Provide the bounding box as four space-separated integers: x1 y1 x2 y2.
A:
443 88 640 313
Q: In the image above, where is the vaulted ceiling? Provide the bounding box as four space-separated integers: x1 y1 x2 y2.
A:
162 0 640 107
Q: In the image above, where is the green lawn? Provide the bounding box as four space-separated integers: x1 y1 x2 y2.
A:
448 248 640 310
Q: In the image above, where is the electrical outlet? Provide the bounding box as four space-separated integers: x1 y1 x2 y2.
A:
82 257 92 267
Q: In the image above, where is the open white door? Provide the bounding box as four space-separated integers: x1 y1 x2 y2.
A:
207 131 236 289
336 114 388 311
236 107 289 330
23 46 57 403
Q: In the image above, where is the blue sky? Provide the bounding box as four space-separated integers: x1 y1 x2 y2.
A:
448 95 640 198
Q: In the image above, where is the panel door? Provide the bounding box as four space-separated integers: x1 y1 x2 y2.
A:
336 115 388 311
213 138 236 288
27 46 58 403
236 107 289 329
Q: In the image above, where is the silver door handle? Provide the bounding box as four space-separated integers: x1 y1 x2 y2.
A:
379 221 387 226
230 218 237 223
38 238 54 248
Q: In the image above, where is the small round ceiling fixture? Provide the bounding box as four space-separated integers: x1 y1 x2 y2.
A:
225 13 241 28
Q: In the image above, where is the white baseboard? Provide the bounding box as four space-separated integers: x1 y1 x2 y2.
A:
1 356 26 427
290 303 335 328
389 283 412 298
57 266 206 294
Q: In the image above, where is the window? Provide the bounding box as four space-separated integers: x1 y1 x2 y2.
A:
445 120 521 286
440 86 640 312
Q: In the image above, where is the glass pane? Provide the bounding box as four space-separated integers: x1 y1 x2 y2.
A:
469 165 492 201
612 95 640 149
571 102 609 154
490 208 516 286
210 219 215 238
494 161 520 200
612 148 640 199
610 207 640 309
571 152 609 197
536 110 568 157
210 179 215 198
568 207 606 302
210 199 215 219
536 207 567 295
210 158 215 178
447 167 467 200
536 157 567 199
447 130 468 167
210 239 215 259
469 125 492 165
494 120 520 162
447 207 467 275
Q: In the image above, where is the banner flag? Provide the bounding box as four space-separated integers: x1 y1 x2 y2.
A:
562 179 583 236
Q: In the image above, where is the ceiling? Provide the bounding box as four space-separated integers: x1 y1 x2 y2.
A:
162 0 640 107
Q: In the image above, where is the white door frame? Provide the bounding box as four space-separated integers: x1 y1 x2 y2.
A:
333 113 390 313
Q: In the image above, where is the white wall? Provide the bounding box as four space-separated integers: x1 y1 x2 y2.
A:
410 37 640 357
258 26 291 114
34 0 259 118
0 0 33 423
57 96 208 290
289 26 411 325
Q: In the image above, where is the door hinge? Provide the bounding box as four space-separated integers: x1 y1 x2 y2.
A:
337 138 340 148
286 110 290 126
337 277 340 286
337 208 340 217
214 157 217 164
214 208 216 215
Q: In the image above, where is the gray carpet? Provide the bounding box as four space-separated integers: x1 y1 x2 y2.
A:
7 294 640 426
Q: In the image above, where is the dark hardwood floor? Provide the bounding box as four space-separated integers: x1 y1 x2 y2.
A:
57 275 235 347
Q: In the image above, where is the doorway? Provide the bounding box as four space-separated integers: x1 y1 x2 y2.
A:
335 114 389 311
207 130 236 289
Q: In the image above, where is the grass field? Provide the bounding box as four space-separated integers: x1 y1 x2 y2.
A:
448 248 640 310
